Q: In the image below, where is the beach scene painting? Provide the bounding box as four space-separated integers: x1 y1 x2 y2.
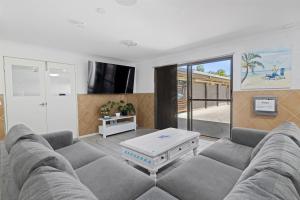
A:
241 48 292 90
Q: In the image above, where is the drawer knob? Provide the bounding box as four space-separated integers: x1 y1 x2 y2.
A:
179 148 182 151
192 141 194 144
161 156 164 159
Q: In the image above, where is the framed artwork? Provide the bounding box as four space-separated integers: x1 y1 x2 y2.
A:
241 48 292 90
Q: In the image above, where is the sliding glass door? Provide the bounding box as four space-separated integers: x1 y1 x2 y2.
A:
177 57 232 138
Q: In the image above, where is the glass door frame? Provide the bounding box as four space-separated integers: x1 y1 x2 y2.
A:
184 56 233 138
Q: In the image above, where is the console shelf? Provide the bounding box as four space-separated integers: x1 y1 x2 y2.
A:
98 115 136 138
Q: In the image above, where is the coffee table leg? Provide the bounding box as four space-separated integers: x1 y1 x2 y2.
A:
193 147 198 156
149 170 157 180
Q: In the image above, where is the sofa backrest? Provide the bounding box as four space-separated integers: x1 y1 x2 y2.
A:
239 134 300 189
224 170 300 200
2 124 98 200
0 141 19 200
251 121 300 159
42 131 74 150
19 166 97 200
225 122 300 199
9 139 78 189
4 124 53 153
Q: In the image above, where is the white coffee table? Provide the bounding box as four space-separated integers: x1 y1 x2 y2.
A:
120 128 200 179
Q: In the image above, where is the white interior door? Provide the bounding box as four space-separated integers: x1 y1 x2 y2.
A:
4 57 47 133
45 62 77 137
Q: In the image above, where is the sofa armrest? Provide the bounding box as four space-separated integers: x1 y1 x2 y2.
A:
43 131 74 150
231 127 268 148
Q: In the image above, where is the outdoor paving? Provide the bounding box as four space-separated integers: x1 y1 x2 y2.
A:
177 104 231 123
177 105 231 138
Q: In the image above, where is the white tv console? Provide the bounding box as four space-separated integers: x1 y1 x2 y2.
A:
98 115 136 138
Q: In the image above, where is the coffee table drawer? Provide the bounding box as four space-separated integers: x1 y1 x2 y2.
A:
168 138 198 159
153 153 168 165
189 138 199 146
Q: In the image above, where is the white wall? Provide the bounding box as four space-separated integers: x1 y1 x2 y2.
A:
1 28 299 95
0 40 132 95
134 28 300 93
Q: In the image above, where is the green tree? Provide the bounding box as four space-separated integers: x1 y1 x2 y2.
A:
216 69 226 76
241 53 264 83
196 64 204 72
208 69 227 77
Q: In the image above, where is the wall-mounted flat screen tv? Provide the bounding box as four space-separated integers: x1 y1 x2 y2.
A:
88 61 135 94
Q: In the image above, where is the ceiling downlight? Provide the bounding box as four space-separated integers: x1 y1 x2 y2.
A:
96 8 106 15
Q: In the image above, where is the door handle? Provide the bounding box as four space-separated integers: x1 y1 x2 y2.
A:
39 102 47 106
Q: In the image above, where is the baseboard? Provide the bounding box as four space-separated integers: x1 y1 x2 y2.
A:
79 132 99 138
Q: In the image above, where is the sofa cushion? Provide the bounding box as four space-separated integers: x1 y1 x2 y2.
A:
56 141 106 169
251 121 300 159
5 124 52 153
200 138 253 170
224 170 300 200
76 156 155 200
157 155 242 200
238 134 300 194
9 139 77 189
136 187 179 200
19 166 97 200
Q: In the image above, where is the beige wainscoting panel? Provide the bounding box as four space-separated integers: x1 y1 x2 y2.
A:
78 93 154 136
78 94 127 136
136 93 154 129
233 90 300 130
0 95 5 140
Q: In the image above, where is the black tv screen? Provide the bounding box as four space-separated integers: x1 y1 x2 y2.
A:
88 61 135 94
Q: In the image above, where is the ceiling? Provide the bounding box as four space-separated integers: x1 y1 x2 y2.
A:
0 0 299 62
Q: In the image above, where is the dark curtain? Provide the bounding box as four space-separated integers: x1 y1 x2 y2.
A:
154 65 178 129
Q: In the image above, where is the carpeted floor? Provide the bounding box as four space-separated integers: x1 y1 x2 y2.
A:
82 128 216 178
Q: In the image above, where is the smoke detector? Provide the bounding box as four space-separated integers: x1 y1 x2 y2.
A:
115 0 137 6
121 40 138 47
68 19 86 28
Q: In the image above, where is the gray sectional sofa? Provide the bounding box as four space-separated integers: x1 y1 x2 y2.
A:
1 122 300 200
0 124 157 200
157 122 300 200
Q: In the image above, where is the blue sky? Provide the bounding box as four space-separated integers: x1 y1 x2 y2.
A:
195 60 231 75
178 59 232 76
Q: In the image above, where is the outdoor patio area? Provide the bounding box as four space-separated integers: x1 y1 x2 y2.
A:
178 104 231 138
